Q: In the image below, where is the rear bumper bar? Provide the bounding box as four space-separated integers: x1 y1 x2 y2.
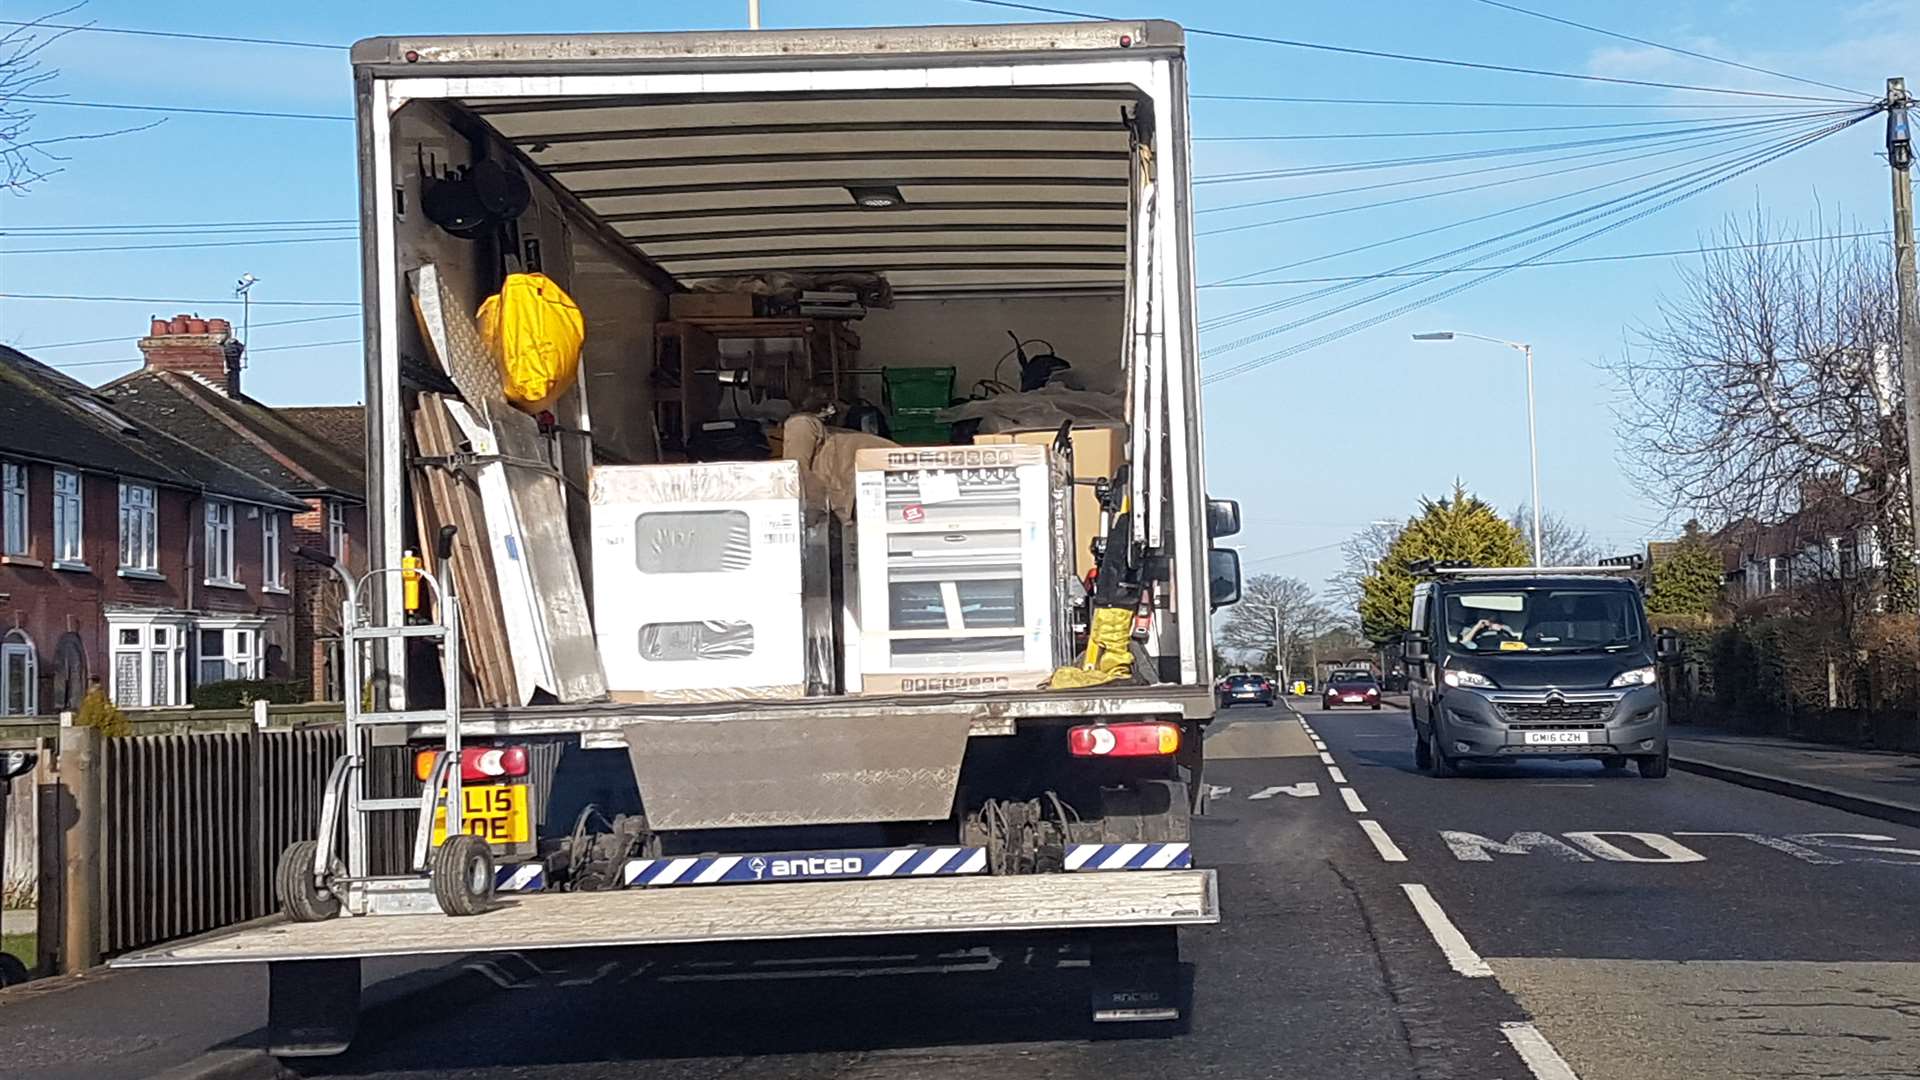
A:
109 869 1219 968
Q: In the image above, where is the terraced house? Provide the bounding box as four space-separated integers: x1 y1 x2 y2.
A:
0 321 330 715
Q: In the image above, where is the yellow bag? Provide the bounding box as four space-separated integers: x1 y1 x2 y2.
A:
477 272 584 412
1049 606 1134 689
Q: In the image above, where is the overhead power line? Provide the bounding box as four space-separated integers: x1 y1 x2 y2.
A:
3 292 360 308
1193 93 1848 110
1464 0 1874 99
1195 231 1889 289
1198 110 1873 386
4 233 358 256
952 1 1869 103
1193 111 1832 142
12 96 351 122
0 19 346 50
46 338 363 372
4 218 355 234
22 313 361 351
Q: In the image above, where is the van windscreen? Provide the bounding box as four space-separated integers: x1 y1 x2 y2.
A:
1444 589 1642 653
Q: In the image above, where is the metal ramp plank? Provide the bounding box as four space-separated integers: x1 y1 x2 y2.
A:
110 870 1217 967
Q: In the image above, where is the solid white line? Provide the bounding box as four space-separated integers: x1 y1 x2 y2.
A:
1500 1021 1581 1080
1319 751 1336 765
1326 766 1347 784
1400 883 1491 978
1340 787 1368 813
1359 820 1408 863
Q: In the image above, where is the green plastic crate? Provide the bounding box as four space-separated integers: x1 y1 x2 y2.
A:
883 366 956 413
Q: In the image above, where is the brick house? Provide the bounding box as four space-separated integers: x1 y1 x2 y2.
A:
100 318 368 701
0 340 308 715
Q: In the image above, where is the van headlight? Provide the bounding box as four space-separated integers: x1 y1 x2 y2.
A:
1443 669 1496 689
1610 666 1658 688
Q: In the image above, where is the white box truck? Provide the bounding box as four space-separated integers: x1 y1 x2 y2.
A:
112 19 1243 1056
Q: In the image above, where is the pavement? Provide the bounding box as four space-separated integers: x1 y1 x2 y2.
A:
12 700 1920 1079
1670 725 1920 826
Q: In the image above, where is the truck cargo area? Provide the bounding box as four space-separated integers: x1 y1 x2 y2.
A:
113 869 1217 966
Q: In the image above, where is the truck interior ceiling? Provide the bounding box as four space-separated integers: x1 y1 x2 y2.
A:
384 77 1193 709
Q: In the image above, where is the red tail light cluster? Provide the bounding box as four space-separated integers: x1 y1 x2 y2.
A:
1068 721 1181 757
414 745 530 782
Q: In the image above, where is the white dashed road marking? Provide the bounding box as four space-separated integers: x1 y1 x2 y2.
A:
1500 1021 1582 1080
1318 751 1336 765
1400 883 1491 977
1326 766 1347 784
1360 819 1408 862
1340 787 1368 814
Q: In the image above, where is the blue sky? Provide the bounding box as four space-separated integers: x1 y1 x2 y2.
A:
2 0 1913 596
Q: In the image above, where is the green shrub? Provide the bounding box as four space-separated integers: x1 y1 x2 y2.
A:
75 686 131 737
191 679 308 709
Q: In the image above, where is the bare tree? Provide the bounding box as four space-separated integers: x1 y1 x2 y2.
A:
1334 520 1402 614
1511 504 1599 566
2 7 157 192
1609 213 1902 575
1216 574 1331 679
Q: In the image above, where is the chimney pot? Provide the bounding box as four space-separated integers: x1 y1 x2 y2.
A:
184 317 208 334
169 315 191 334
207 317 230 334
150 318 169 336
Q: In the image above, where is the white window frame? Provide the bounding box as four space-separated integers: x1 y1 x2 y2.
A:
263 509 284 591
53 468 84 568
107 614 188 708
327 499 347 560
1 629 36 717
118 481 159 574
195 620 264 686
204 498 236 586
2 461 27 557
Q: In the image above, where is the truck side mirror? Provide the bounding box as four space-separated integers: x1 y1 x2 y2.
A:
1655 628 1682 664
1402 630 1429 663
1206 499 1241 539
1208 547 1243 609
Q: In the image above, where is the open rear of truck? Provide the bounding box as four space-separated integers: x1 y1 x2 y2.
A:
113 20 1236 1052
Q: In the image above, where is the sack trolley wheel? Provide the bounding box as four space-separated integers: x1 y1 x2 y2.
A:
432 834 496 917
277 839 342 923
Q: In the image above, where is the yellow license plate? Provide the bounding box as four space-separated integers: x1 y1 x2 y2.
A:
431 783 531 847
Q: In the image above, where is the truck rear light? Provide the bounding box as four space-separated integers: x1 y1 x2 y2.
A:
1068 722 1181 757
415 746 530 782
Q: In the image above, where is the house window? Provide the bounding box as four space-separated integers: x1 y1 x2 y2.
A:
53 469 83 566
205 499 235 584
197 625 260 686
1 630 36 716
263 510 283 589
109 620 186 707
2 461 26 557
118 482 158 571
1766 557 1786 593
327 500 347 560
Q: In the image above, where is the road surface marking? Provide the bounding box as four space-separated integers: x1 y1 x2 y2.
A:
1249 782 1320 800
1564 831 1705 863
1500 1021 1581 1080
1326 766 1347 784
1675 832 1839 864
1319 751 1336 765
1340 787 1368 813
1204 784 1233 800
1360 820 1408 862
1787 833 1920 865
1400 883 1490 977
1441 830 1593 862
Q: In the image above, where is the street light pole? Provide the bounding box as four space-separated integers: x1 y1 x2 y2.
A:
1413 330 1544 566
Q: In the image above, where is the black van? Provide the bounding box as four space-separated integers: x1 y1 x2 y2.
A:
1402 569 1681 778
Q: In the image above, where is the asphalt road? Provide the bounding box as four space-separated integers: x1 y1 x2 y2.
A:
291 701 1920 1079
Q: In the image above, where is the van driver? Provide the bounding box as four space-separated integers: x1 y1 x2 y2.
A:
1459 612 1520 648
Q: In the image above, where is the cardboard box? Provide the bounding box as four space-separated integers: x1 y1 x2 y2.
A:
590 461 832 702
668 292 760 320
976 424 1124 578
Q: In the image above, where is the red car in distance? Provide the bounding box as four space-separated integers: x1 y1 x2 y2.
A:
1322 670 1381 711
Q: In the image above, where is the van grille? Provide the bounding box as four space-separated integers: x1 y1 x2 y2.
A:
1496 700 1610 728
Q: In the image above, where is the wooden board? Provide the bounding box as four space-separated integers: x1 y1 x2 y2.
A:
110 870 1218 967
409 393 516 707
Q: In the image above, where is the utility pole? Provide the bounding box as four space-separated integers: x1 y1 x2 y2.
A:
1890 77 1920 728
748 0 760 30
